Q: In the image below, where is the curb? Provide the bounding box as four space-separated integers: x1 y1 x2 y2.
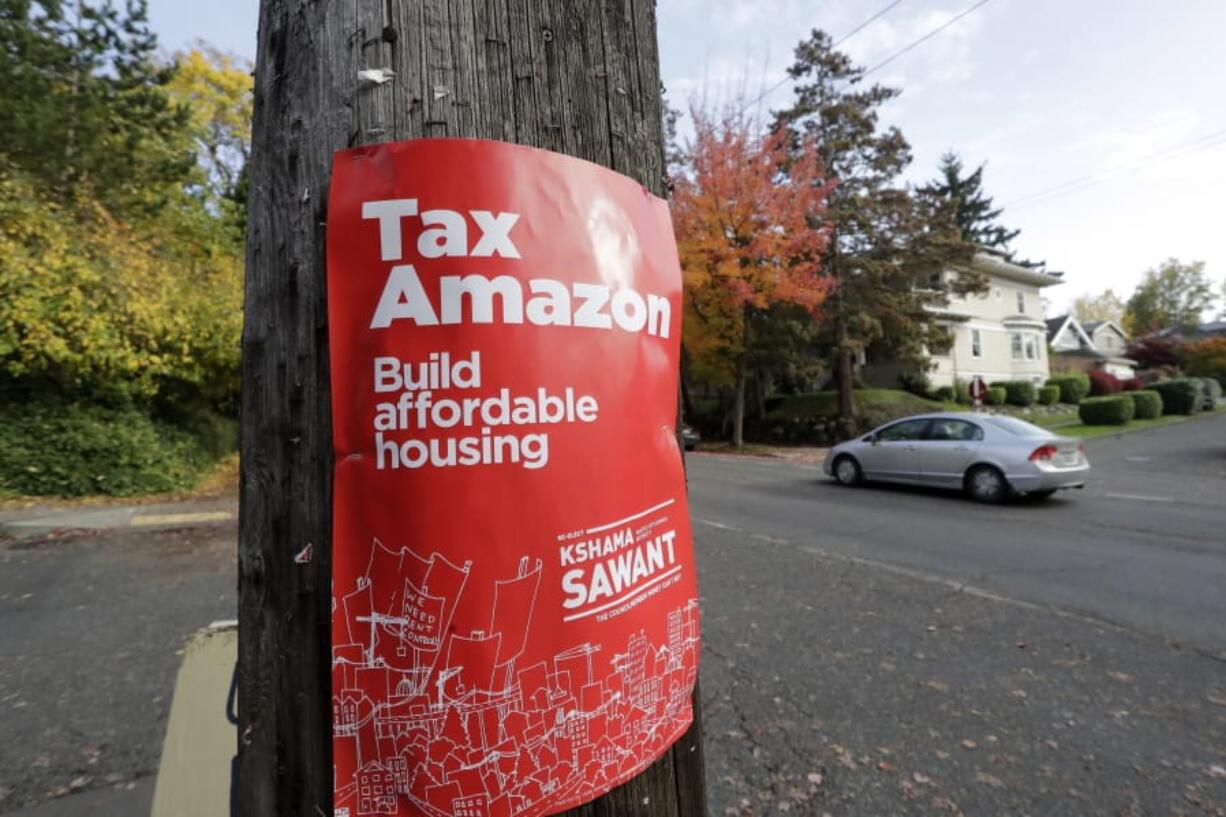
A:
0 504 236 541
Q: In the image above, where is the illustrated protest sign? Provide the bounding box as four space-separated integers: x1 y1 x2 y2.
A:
326 139 700 817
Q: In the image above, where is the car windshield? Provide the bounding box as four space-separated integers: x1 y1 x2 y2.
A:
982 416 1051 437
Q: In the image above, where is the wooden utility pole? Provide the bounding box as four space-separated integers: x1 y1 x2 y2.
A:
238 2 706 816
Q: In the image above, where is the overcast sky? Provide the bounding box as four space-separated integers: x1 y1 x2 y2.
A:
149 0 1226 315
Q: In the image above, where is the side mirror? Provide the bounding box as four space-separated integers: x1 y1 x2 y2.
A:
864 434 877 445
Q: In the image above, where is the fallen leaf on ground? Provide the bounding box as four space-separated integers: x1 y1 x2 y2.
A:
877 761 893 772
1207 765 1226 780
961 739 978 750
924 680 951 693
1107 671 1135 683
976 771 1005 788
806 772 824 786
1207 694 1226 708
913 772 932 784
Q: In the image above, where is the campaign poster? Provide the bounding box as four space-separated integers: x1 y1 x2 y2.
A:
326 138 700 817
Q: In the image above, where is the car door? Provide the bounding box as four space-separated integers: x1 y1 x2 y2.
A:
858 418 931 482
917 418 984 487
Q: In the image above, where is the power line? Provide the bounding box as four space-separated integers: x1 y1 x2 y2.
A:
738 0 906 114
1006 126 1226 209
862 0 995 77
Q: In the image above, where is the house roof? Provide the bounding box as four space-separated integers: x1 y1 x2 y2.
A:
1046 314 1070 342
963 251 1064 288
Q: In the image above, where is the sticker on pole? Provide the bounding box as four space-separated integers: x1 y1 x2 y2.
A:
327 139 700 817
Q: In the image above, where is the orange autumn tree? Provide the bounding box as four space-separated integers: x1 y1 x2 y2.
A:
672 106 835 446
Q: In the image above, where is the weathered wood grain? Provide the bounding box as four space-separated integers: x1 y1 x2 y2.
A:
239 0 704 814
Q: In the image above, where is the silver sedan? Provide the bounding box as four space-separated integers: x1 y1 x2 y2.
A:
822 413 1090 502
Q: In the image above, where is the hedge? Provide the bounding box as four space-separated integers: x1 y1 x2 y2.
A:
0 402 209 497
990 380 1037 407
1127 390 1163 420
1148 378 1203 416
1047 373 1091 404
1078 395 1135 425
1037 385 1060 405
985 386 1006 406
1194 376 1222 409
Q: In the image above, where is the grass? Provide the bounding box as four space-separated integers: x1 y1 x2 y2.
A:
766 389 952 421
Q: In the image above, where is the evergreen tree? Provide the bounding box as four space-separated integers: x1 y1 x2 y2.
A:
0 0 193 215
773 30 980 429
925 152 1017 247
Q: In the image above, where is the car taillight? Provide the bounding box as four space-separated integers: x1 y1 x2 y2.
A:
1077 441 1086 454
1029 444 1058 462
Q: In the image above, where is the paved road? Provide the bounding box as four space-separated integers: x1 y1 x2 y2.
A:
690 413 1226 815
689 411 1226 657
2 414 1223 816
0 523 235 814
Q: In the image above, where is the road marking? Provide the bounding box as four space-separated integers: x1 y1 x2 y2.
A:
131 511 233 527
695 517 741 531
1124 456 1152 462
1103 493 1174 503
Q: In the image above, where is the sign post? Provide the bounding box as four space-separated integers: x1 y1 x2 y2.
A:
237 3 707 816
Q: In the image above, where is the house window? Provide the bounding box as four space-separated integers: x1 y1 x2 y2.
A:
1011 333 1023 360
1016 291 1025 313
971 329 982 358
1024 335 1037 360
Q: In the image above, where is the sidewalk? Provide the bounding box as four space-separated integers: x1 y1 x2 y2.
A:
0 499 236 540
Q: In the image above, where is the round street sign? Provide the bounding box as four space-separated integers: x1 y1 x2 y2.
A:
969 376 988 401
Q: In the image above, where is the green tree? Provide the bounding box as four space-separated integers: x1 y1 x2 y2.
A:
773 30 980 429
1124 258 1214 335
166 44 253 208
1072 289 1125 324
0 0 193 216
924 152 1017 247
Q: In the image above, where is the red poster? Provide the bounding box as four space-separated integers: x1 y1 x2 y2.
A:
326 139 700 817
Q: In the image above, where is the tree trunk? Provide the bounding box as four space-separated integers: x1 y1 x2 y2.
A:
238 2 706 816
679 343 697 422
836 345 857 439
732 365 745 448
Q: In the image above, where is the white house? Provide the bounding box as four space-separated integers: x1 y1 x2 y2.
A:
864 251 1063 389
1046 315 1137 379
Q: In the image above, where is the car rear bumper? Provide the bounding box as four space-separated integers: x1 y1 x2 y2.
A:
1006 462 1091 493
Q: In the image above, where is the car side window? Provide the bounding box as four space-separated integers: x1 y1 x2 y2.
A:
929 419 983 441
877 419 930 442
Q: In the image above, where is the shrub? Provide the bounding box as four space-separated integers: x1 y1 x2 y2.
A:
1088 369 1122 395
898 371 931 397
1078 395 1135 425
932 386 954 402
1047 373 1091 404
952 378 973 405
0 402 208 497
1001 380 1037 406
985 386 1006 406
1120 377 1144 391
1037 385 1060 405
1148 378 1203 415
1127 390 1163 419
1194 376 1222 409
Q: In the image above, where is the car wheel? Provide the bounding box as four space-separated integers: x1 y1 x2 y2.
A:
965 465 1008 503
833 455 863 486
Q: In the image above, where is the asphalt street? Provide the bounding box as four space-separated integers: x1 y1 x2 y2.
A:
691 411 1226 815
0 522 236 814
690 411 1226 658
0 413 1223 815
